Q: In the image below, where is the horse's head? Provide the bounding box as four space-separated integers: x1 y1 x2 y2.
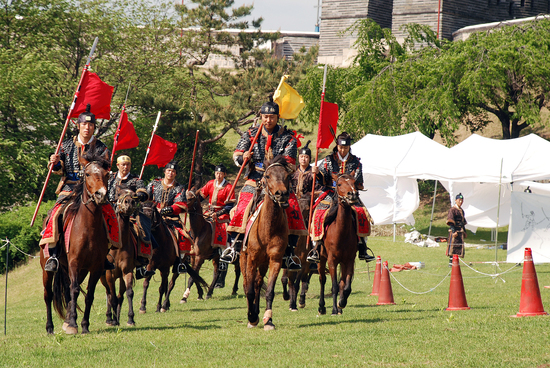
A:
115 187 139 217
78 144 110 204
262 156 291 208
185 188 199 211
332 171 359 206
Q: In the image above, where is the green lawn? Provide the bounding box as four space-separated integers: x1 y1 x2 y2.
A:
1 234 549 367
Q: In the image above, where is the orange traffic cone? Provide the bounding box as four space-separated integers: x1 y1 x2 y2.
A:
370 256 382 296
515 248 548 317
446 254 470 311
377 261 396 305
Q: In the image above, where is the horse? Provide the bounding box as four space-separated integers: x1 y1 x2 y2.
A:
139 201 208 313
40 147 116 335
180 190 240 303
317 172 359 316
100 187 140 327
240 155 292 330
281 196 315 311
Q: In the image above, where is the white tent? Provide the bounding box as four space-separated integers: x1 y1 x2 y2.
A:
437 134 550 231
350 132 449 225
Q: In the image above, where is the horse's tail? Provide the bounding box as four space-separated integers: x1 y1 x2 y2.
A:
52 267 70 320
183 259 210 290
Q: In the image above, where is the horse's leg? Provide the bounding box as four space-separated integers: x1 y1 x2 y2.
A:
281 268 290 301
288 270 299 311
299 271 310 308
241 252 258 328
318 261 327 315
338 261 354 311
81 270 102 334
64 264 81 335
263 260 281 330
181 257 203 303
206 259 218 299
254 269 263 326
115 276 125 326
157 269 168 313
161 270 179 312
101 272 115 326
232 256 241 296
139 275 151 314
328 261 340 316
123 272 135 326
43 270 55 334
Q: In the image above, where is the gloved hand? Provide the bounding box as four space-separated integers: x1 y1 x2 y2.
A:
137 191 148 202
160 207 173 216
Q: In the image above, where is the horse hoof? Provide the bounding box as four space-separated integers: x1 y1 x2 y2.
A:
197 297 204 301
264 324 276 331
139 309 146 314
65 326 78 335
289 308 298 312
247 319 259 328
127 322 135 327
62 322 69 331
160 308 167 313
180 298 187 304
205 295 212 300
299 303 306 309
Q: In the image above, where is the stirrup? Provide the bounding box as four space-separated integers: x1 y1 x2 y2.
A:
177 262 187 274
220 247 236 264
283 255 301 271
136 266 155 280
363 246 375 262
218 261 228 271
44 256 59 273
306 249 320 264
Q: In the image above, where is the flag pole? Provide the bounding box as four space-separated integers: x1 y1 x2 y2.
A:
306 64 328 244
188 130 200 191
110 82 132 167
225 120 264 203
139 111 162 180
30 37 99 227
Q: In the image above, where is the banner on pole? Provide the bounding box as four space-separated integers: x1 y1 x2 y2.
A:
507 191 550 264
143 134 177 168
316 101 338 149
273 75 305 120
70 71 113 120
113 111 139 152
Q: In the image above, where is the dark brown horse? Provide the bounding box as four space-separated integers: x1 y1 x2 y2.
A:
241 156 291 330
100 188 140 326
318 172 359 316
40 148 115 334
139 202 208 313
281 196 315 311
180 190 240 303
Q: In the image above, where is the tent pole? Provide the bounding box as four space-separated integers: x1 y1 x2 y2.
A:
495 158 503 275
393 223 396 242
428 180 438 237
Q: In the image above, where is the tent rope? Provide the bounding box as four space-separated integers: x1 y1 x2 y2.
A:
386 265 451 295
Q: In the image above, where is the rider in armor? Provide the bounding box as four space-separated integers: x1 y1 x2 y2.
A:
307 132 375 264
108 155 155 279
446 193 467 266
192 164 235 288
220 98 307 270
145 160 188 274
42 104 116 273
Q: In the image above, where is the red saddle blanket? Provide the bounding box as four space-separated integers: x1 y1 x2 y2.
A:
212 220 228 248
310 204 371 241
174 226 193 254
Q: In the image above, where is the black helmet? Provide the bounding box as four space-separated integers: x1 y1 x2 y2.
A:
456 193 464 200
298 140 311 158
336 132 351 146
260 96 279 115
164 160 178 171
214 164 227 173
77 104 96 125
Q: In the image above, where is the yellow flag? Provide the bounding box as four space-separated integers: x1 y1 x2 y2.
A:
273 75 305 120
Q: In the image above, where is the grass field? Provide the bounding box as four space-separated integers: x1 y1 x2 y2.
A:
1 229 549 367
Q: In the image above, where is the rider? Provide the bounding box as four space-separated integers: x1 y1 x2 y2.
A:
220 98 307 270
307 132 375 264
42 104 116 273
108 155 155 279
192 164 235 288
146 160 188 274
290 141 317 200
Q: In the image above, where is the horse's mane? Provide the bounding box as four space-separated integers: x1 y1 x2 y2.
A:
64 149 110 217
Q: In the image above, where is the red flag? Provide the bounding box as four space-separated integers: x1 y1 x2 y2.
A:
70 71 113 120
316 101 338 149
113 111 139 152
144 134 177 168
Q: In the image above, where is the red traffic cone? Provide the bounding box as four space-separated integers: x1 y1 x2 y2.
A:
370 256 382 296
446 254 470 311
515 248 547 317
377 261 396 305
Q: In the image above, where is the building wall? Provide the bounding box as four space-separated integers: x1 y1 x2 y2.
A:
273 32 320 61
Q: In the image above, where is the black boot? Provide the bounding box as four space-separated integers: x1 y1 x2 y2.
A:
215 264 227 289
307 240 322 264
44 251 59 273
104 256 115 270
220 235 242 264
136 266 155 280
358 238 375 262
283 245 301 270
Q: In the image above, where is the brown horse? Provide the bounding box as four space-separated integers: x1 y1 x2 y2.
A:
318 172 359 316
100 187 140 326
241 156 291 330
180 190 240 303
139 202 207 313
40 148 115 334
281 196 315 311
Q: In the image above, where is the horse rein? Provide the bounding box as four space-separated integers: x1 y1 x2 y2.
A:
115 191 140 216
261 162 289 207
81 161 107 206
335 173 358 205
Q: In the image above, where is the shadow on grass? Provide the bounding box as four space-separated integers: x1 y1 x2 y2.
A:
98 321 223 334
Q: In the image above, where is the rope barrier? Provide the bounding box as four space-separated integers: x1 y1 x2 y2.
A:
1 239 39 259
386 265 451 294
458 258 520 277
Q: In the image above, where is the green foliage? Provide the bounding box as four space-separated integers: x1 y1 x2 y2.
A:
0 200 53 273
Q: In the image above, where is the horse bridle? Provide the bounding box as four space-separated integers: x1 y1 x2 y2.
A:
335 173 358 205
115 191 139 216
261 162 289 207
81 161 106 206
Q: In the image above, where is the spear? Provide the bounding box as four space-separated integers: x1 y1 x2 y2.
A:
306 64 328 243
30 37 99 227
224 120 264 203
110 82 132 167
183 130 200 226
139 111 162 180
